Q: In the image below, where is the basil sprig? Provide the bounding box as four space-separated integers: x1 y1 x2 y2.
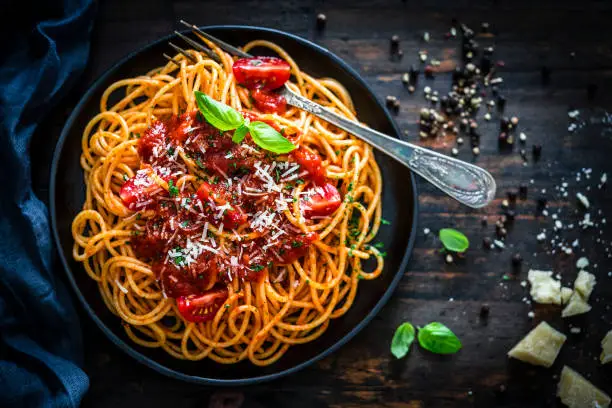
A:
438 228 469 253
390 322 415 359
194 91 295 154
417 322 462 354
391 321 461 358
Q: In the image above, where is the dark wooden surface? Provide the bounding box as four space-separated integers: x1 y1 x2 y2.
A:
33 0 612 407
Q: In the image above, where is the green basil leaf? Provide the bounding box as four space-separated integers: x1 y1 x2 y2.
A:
390 322 415 359
247 121 296 154
194 91 244 131
438 228 469 253
232 124 249 144
417 322 462 354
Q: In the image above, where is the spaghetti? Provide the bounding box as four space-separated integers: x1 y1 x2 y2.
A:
72 38 384 366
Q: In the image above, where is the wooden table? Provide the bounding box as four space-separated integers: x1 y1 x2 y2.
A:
34 0 612 406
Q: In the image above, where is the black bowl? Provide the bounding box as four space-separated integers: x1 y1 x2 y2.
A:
50 26 418 385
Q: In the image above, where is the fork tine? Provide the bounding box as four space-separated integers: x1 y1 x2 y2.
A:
168 42 198 63
179 20 252 58
163 53 182 67
174 31 221 63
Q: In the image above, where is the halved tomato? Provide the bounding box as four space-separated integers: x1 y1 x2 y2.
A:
250 88 287 114
196 181 247 229
232 56 291 90
302 183 342 218
292 147 325 184
120 168 167 211
176 288 229 323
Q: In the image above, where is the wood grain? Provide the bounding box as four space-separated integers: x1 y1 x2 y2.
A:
31 0 612 406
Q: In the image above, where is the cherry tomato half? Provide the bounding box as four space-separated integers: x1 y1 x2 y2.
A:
232 56 291 90
292 147 325 185
302 183 342 218
196 181 247 229
120 168 169 211
250 88 287 114
176 288 229 323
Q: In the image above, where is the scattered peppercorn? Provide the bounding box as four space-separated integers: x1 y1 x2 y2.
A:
316 13 327 31
483 236 493 248
507 190 517 203
536 197 547 212
511 252 523 267
518 184 528 199
390 35 400 53
532 144 542 160
479 304 490 320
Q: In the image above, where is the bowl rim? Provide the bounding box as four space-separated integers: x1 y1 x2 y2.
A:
50 24 419 385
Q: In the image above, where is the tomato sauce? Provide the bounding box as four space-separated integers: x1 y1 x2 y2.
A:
126 111 342 302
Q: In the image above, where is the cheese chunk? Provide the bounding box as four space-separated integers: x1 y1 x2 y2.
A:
528 270 561 304
557 366 611 408
508 322 566 367
602 330 612 365
561 287 573 305
574 270 596 299
562 292 592 318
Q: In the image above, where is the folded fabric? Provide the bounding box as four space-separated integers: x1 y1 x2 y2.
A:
0 0 96 407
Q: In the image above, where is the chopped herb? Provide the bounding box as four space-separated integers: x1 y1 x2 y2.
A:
291 241 303 248
167 147 175 156
379 251 387 258
212 176 220 184
335 150 341 155
373 242 385 249
225 304 230 308
251 264 265 272
136 213 141 220
381 218 391 225
181 220 189 227
123 174 128 181
196 159 205 168
347 182 354 192
168 180 179 198
357 274 365 280
295 179 305 185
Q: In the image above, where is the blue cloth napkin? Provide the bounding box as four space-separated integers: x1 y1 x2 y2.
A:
0 0 95 406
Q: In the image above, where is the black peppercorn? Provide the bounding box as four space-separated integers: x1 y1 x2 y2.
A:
496 95 506 112
511 252 522 267
519 184 528 199
480 303 490 318
500 117 510 131
316 13 327 31
483 237 493 248
532 144 542 160
390 35 400 53
536 197 547 212
507 190 517 203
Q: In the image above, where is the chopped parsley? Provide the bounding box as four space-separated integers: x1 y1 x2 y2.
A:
347 182 353 192
373 242 385 249
167 147 175 156
168 180 179 198
381 218 391 225
295 179 304 185
180 220 189 227
358 274 365 280
251 264 265 272
291 241 303 248
196 159 205 168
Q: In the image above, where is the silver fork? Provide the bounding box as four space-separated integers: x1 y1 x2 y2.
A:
168 21 497 209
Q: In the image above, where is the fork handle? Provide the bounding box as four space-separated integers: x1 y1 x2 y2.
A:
284 91 496 209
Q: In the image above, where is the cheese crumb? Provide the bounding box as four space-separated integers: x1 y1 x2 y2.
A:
528 270 561 305
576 192 590 209
601 330 612 365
